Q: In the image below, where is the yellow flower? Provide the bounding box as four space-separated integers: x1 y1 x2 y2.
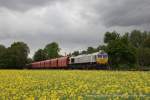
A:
0 70 149 99
78 96 83 100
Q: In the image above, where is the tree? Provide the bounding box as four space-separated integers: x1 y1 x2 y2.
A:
0 45 6 68
129 30 143 48
143 36 150 48
105 33 137 69
97 45 107 51
7 42 30 69
0 44 5 50
72 51 79 56
27 58 33 64
33 49 48 61
104 31 119 43
137 48 150 66
129 30 149 67
81 50 87 55
44 42 60 59
138 34 150 67
87 47 97 54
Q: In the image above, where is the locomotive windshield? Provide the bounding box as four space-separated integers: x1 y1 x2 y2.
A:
103 54 108 58
98 53 108 58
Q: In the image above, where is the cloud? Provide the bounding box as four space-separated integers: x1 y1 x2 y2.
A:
97 0 150 27
0 0 150 57
0 2 106 57
0 0 67 11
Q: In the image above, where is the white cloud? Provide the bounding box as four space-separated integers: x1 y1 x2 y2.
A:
0 0 150 57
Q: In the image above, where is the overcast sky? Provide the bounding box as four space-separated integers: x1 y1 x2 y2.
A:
0 0 150 57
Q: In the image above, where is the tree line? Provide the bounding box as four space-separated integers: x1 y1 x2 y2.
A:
105 30 150 70
0 42 30 69
71 30 150 70
0 42 60 69
0 30 150 69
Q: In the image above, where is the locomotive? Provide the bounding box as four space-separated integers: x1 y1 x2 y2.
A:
28 51 108 69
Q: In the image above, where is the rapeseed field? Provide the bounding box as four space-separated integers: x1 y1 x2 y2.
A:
0 70 150 100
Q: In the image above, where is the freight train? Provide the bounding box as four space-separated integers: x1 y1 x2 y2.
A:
28 51 108 69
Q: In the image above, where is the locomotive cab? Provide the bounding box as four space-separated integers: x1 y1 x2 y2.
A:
96 52 108 64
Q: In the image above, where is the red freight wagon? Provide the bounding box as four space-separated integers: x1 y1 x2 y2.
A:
50 58 58 68
40 61 45 68
36 62 41 69
32 62 40 69
45 60 51 68
31 62 36 69
58 57 69 68
33 62 37 69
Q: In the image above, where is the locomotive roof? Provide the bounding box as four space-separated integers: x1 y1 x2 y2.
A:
70 52 100 58
70 51 108 58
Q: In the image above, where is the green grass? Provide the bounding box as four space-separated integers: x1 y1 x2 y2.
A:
0 70 150 100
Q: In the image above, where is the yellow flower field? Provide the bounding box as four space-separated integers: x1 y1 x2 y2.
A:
0 70 150 100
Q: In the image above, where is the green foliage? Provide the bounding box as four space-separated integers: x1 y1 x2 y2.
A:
0 42 30 69
72 46 99 56
129 30 146 48
143 36 150 48
104 30 150 69
137 48 150 66
81 50 87 55
106 34 137 69
8 42 30 69
27 58 33 64
104 31 119 43
97 45 107 51
87 47 97 54
129 30 150 67
44 42 60 59
0 45 7 68
72 51 80 56
33 49 48 61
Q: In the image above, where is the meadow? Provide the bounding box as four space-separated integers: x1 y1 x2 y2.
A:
0 70 150 100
